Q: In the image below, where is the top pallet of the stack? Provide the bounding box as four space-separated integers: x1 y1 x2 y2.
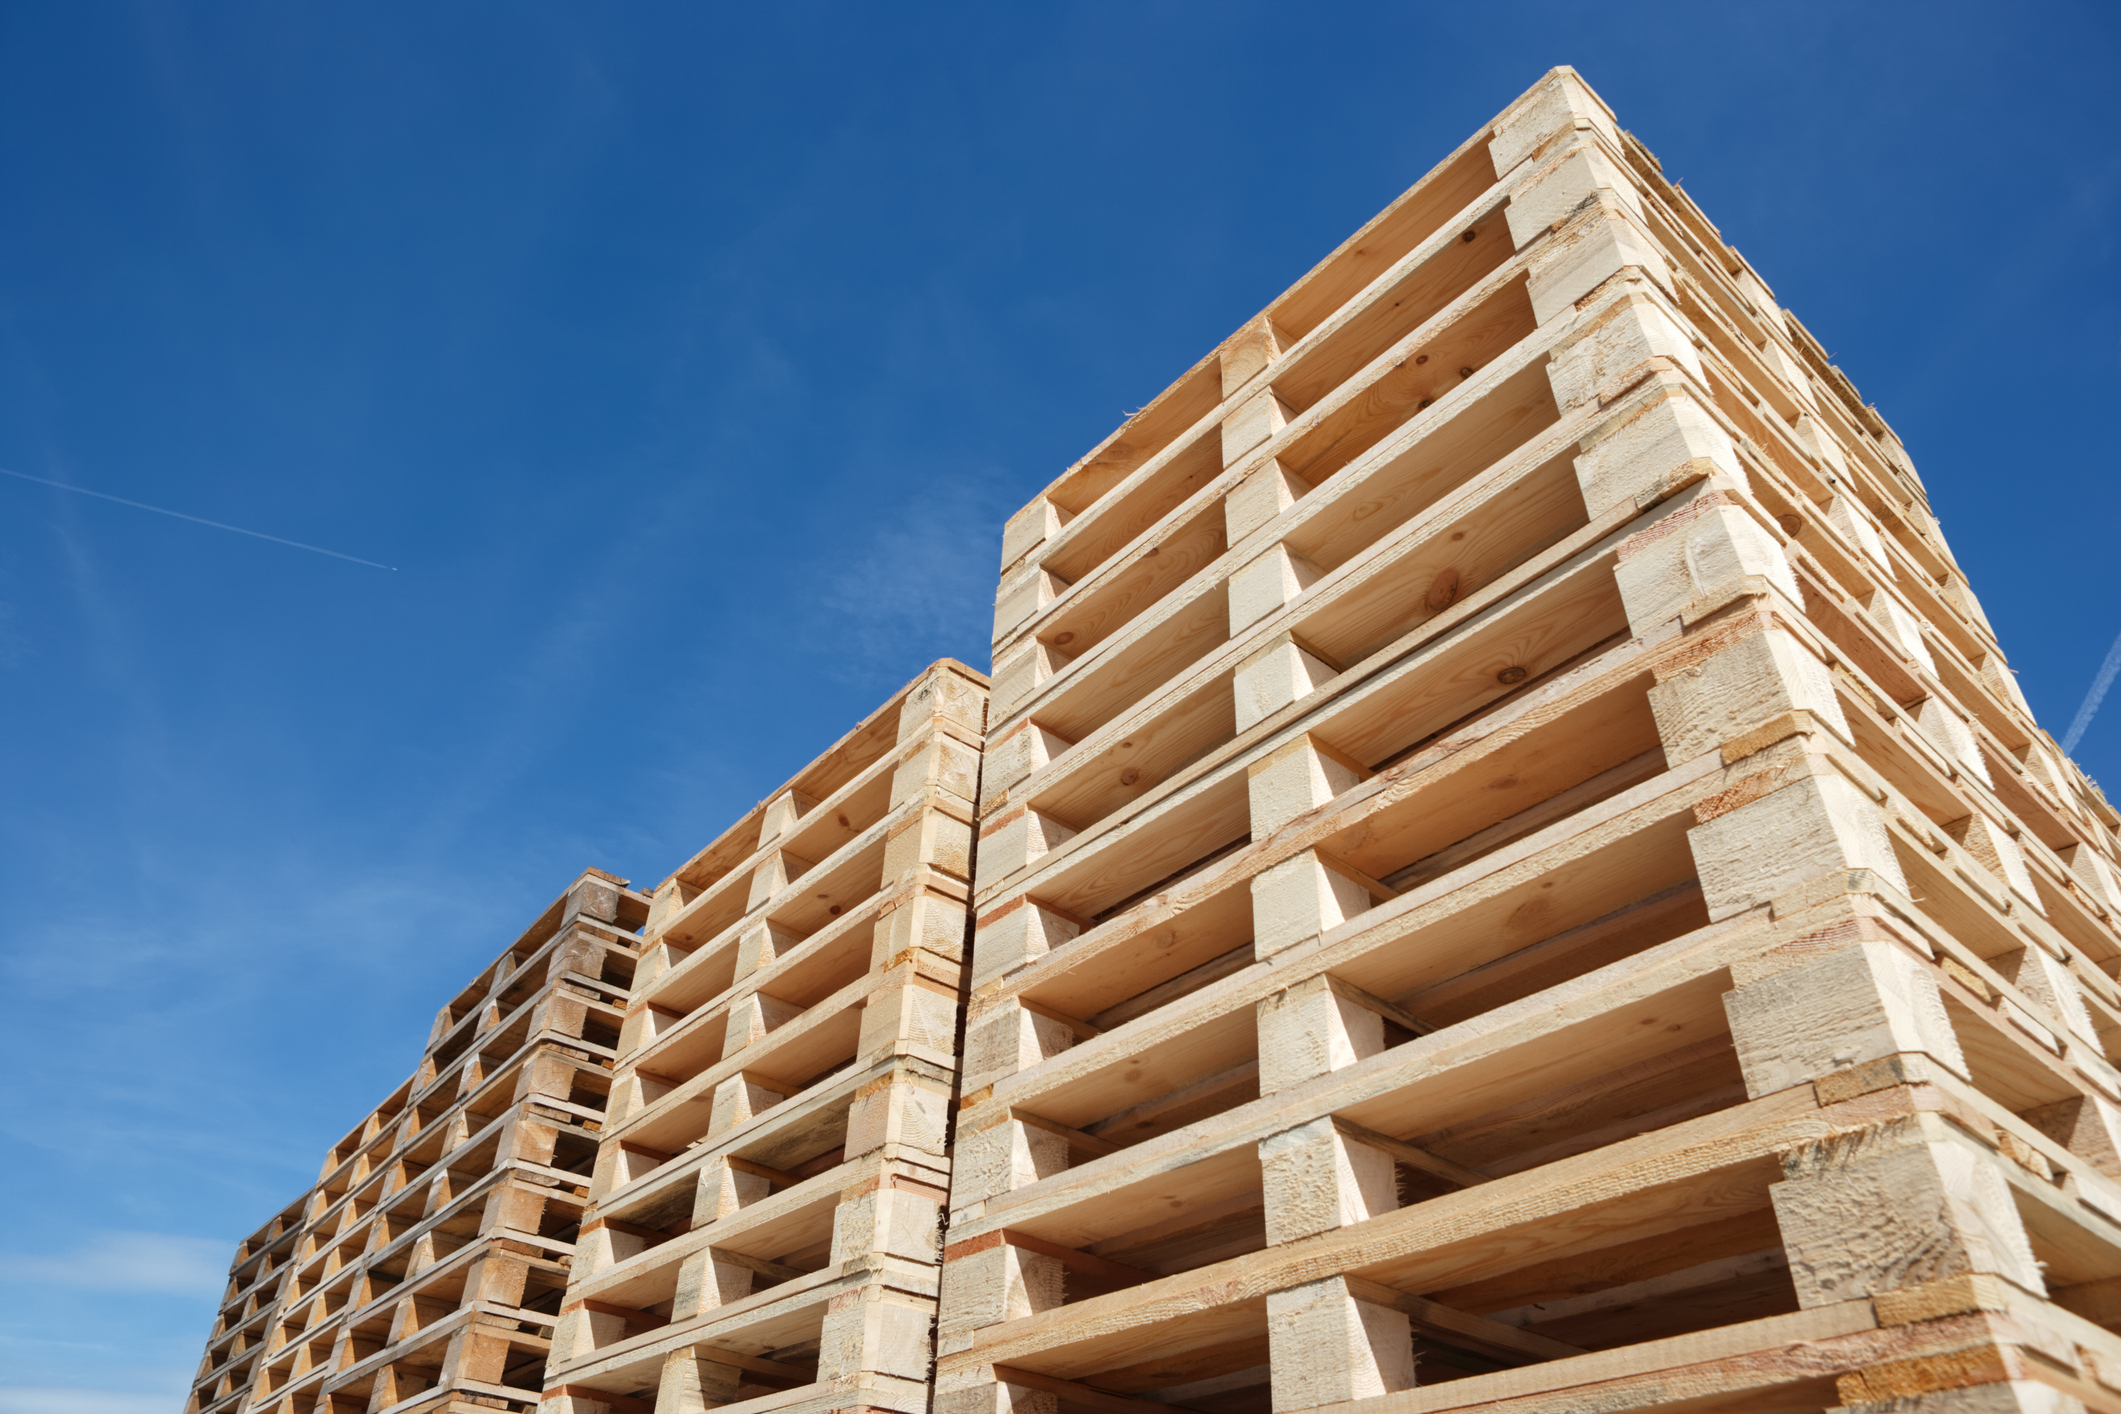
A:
541 660 987 1414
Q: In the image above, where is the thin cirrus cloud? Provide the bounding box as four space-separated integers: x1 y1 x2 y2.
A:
816 477 1008 675
0 1230 228 1298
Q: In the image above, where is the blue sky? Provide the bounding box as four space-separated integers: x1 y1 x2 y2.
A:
2 3 2117 1409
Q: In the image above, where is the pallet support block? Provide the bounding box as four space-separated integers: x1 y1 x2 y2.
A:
1234 633 1337 734
1265 1277 1415 1409
655 1349 741 1414
1773 1113 2046 1307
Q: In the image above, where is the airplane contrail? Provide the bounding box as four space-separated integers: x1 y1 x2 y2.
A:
2077 340 2121 757
0 466 396 571
2063 625 2121 755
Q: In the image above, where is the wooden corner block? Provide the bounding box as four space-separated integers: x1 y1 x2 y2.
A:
993 566 1070 646
899 661 991 744
1524 197 1674 326
758 789 817 849
1650 623 1847 765
1247 733 1364 837
707 1072 788 1136
655 1348 745 1413
1000 499 1068 577
817 1285 936 1383
989 637 1071 721
948 1112 1069 1208
893 733 982 811
1233 631 1336 734
745 848 812 911
1826 494 1898 580
1227 542 1321 636
1489 67 1623 177
1259 1115 1396 1244
1577 389 1748 528
1615 492 1800 636
1221 316 1289 400
962 995 1076 1094
871 888 969 971
832 1173 944 1269
1224 461 1312 545
1265 1276 1414 1406
1728 937 1965 1099
1545 284 1704 415
844 1067 950 1160
1250 850 1372 959
1774 1114 2044 1309
977 806 1074 885
932 1365 1057 1414
857 974 960 1065
1691 771 1909 921
969 896 1081 991
1221 387 1294 468
2000 948 2097 1048
1503 132 1643 252
983 720 1072 805
721 991 804 1061
1948 813 2042 917
1866 595 1940 686
1256 973 1386 1095
644 878 700 935
690 1154 777 1228
883 807 973 886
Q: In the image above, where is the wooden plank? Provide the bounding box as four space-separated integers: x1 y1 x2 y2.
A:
999 1230 1159 1288
1329 1117 1484 1190
992 1363 1203 1414
1341 1276 1584 1363
1013 1109 1124 1159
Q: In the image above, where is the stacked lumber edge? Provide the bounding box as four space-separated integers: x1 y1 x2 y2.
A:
187 65 2121 1414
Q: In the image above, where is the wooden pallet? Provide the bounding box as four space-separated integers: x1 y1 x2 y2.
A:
539 661 989 1414
936 67 2121 1414
186 869 652 1414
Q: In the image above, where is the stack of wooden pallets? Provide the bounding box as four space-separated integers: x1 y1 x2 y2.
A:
185 869 651 1414
539 661 988 1414
935 67 2121 1414
193 65 2121 1414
